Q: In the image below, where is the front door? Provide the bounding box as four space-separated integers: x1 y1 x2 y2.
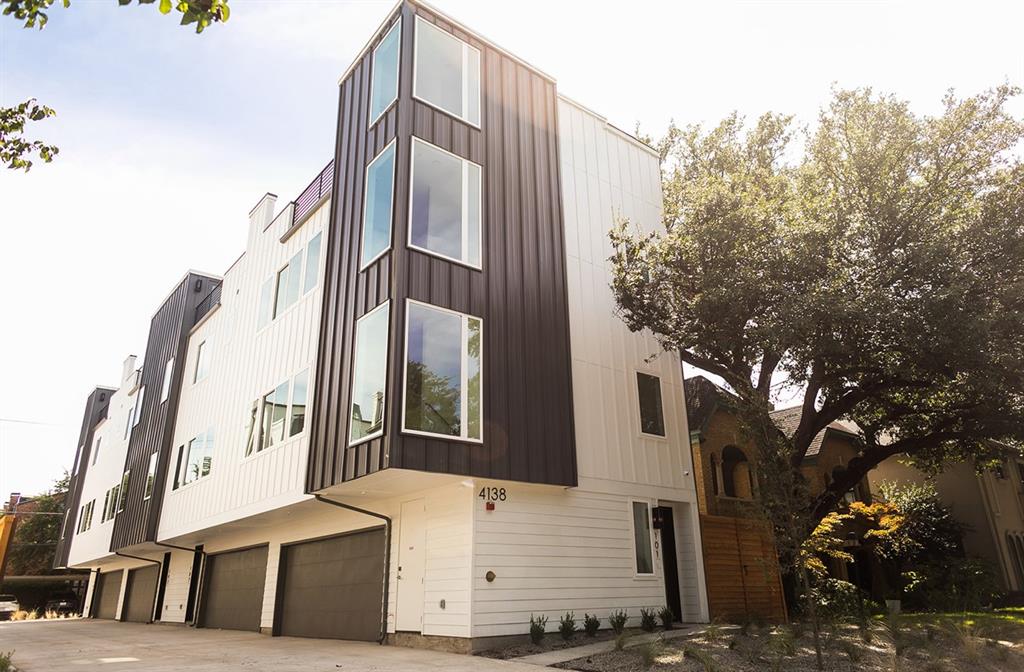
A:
657 505 683 621
395 498 426 632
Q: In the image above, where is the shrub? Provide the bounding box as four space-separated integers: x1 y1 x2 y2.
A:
813 578 865 623
529 614 548 645
703 618 724 643
945 620 981 662
839 640 863 663
683 645 718 672
640 608 657 632
558 611 577 641
609 609 628 634
767 627 796 657
658 606 674 630
583 612 600 637
638 637 663 667
0 651 12 672
614 632 629 650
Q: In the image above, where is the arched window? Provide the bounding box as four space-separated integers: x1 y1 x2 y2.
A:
709 454 720 496
722 446 753 499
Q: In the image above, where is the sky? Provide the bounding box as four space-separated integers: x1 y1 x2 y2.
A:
1 0 1022 498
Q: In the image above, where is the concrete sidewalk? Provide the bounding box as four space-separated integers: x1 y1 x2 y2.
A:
511 625 703 666
0 619 540 672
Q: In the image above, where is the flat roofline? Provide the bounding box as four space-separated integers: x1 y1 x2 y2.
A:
558 93 661 159
337 0 556 86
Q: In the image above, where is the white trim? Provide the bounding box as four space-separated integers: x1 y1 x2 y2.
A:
634 370 667 440
628 499 657 578
401 299 484 444
368 19 402 128
407 137 483 270
412 16 482 129
348 301 391 447
359 139 399 271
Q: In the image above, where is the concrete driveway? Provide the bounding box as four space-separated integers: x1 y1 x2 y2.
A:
0 619 538 672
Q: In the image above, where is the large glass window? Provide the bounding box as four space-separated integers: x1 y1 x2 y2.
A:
289 369 308 438
260 381 289 451
304 232 322 293
274 251 303 318
182 429 213 486
413 17 480 126
409 138 482 267
350 303 390 444
369 20 401 123
636 372 666 437
403 301 482 441
362 142 397 268
631 501 654 575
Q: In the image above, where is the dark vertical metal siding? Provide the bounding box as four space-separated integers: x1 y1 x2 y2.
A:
307 1 576 491
110 273 219 550
54 387 113 568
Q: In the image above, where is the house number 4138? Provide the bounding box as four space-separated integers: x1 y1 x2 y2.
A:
478 487 507 502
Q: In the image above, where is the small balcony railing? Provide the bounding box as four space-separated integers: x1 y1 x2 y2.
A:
293 160 334 225
194 282 223 325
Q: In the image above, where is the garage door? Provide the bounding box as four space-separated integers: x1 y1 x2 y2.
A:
199 545 268 631
123 565 159 623
277 527 384 640
92 570 122 620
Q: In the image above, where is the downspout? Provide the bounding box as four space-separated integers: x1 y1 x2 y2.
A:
152 541 207 625
314 494 391 644
113 551 162 623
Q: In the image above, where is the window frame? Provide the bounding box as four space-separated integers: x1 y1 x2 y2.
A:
131 386 146 428
161 357 174 403
628 499 657 578
193 341 209 384
634 370 667 439
400 299 484 444
91 436 101 466
360 139 398 271
303 231 323 294
412 15 482 129
144 452 158 500
407 136 484 270
368 19 402 127
116 471 130 513
348 301 391 447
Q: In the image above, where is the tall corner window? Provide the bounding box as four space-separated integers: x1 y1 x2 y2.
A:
369 19 401 124
350 302 390 444
409 138 482 267
413 16 480 126
117 471 130 512
257 277 274 329
131 386 146 428
631 501 654 575
402 300 482 442
289 369 309 438
193 341 209 383
636 372 666 437
161 357 174 403
144 452 158 500
303 232 322 293
362 141 397 268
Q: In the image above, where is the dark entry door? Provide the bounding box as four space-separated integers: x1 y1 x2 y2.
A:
276 527 384 641
657 506 683 621
123 565 159 623
199 545 268 631
93 570 122 619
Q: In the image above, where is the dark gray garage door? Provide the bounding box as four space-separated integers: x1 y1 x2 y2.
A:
277 527 384 640
93 570 122 620
123 565 159 623
199 545 268 631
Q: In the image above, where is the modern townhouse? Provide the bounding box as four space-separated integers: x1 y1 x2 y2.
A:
54 0 709 651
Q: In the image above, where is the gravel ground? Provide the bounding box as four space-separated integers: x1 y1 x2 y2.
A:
477 627 651 660
552 620 1024 672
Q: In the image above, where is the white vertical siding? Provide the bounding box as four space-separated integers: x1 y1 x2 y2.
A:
157 198 329 541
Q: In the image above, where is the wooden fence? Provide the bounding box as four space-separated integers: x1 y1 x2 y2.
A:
700 514 788 622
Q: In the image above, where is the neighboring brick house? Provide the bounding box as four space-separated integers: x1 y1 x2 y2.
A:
685 376 874 618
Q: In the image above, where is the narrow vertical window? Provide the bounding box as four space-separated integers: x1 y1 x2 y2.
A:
303 232 322 293
402 301 482 441
369 20 401 124
289 369 309 438
631 501 654 575
260 382 289 451
117 472 130 512
92 437 101 465
257 277 274 329
413 17 481 126
361 141 397 268
131 386 146 428
350 302 390 444
173 445 184 490
194 342 209 383
243 400 259 457
144 452 158 500
161 357 174 402
283 250 303 309
409 138 482 268
636 372 666 437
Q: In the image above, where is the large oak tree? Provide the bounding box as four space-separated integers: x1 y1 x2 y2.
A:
612 86 1024 539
